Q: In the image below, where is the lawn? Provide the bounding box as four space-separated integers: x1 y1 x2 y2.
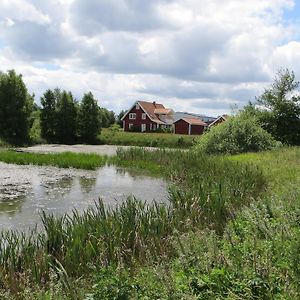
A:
98 127 198 148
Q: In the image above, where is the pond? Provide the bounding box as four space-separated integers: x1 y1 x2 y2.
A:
0 162 168 232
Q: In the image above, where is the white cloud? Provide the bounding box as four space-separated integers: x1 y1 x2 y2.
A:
0 0 300 116
0 0 50 24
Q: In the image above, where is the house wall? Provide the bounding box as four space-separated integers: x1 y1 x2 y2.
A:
191 124 204 135
174 120 205 135
174 119 189 134
123 105 156 131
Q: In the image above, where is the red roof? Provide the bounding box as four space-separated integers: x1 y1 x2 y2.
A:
154 108 172 115
121 100 174 124
138 101 167 124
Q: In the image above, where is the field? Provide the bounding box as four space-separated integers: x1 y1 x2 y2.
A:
98 128 197 148
0 147 299 299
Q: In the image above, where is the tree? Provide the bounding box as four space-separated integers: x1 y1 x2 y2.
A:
100 108 116 128
0 70 33 145
117 110 126 127
195 114 277 155
78 92 101 143
40 89 57 142
56 91 77 144
256 69 300 145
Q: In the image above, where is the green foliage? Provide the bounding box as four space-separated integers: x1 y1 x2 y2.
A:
40 89 57 143
0 70 33 145
100 107 116 128
78 92 101 143
55 91 77 144
195 114 278 154
29 110 44 144
256 68 300 145
99 128 196 148
0 148 264 295
0 151 106 169
117 109 126 127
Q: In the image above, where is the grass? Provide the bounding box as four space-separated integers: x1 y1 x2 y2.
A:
0 148 265 298
0 147 300 299
98 127 198 148
0 150 106 170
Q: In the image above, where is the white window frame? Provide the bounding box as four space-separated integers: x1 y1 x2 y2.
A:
142 113 146 120
141 124 146 132
150 123 152 131
129 113 136 120
129 123 133 130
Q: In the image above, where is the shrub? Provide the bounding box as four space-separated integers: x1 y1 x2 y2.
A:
195 114 278 155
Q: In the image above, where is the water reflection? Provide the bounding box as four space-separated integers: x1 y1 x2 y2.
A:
0 163 168 231
0 195 26 217
79 177 97 194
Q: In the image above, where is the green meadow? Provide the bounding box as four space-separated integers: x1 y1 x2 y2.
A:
98 127 197 148
0 147 299 299
0 150 106 170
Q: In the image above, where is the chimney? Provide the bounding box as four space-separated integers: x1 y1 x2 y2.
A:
153 101 156 107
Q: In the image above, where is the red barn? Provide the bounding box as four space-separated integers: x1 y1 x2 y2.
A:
174 118 207 135
122 101 174 132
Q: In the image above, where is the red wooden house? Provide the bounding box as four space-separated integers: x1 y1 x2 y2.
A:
122 101 174 132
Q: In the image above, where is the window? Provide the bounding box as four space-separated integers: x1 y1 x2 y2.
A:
142 113 146 120
150 123 152 130
129 123 133 130
136 103 140 109
129 113 136 120
141 124 146 132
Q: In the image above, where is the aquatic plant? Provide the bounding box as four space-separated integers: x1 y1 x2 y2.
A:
0 151 106 170
0 147 266 297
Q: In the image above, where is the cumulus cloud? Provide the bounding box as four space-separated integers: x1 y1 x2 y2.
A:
0 0 299 116
70 0 176 34
0 0 50 24
3 21 75 61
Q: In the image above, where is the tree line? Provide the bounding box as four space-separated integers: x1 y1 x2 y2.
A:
0 68 299 147
0 70 118 145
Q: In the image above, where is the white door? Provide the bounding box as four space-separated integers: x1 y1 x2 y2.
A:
141 124 146 132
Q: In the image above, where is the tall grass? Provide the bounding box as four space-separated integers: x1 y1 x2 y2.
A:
0 151 106 170
0 148 266 295
99 128 197 148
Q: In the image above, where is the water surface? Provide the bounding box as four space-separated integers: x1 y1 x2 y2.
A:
0 162 168 231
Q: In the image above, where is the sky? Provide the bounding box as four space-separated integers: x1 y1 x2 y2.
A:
1 0 300 116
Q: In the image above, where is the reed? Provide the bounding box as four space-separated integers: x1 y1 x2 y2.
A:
0 150 106 170
0 147 266 295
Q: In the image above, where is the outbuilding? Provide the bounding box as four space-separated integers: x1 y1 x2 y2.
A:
174 118 207 135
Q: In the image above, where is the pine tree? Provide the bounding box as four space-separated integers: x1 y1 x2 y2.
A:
0 70 33 145
56 91 77 144
40 89 57 142
78 92 101 143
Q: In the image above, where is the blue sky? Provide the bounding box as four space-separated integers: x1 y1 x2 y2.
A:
0 0 300 116
284 1 300 21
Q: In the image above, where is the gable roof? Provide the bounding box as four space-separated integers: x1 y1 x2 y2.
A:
208 114 229 127
175 117 207 126
121 100 170 124
174 112 216 123
154 108 173 115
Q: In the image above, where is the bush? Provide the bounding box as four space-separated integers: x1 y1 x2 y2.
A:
195 114 278 154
